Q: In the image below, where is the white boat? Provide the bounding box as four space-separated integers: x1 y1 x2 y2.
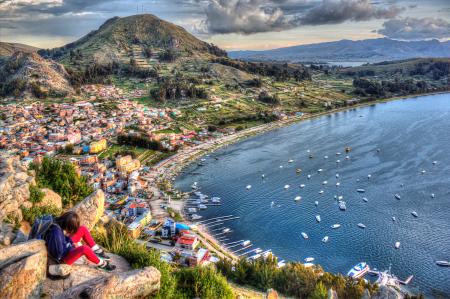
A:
307 149 311 153
222 228 231 233
307 174 311 179
270 201 275 207
357 189 366 193
316 215 321 222
315 201 319 206
431 193 435 198
246 185 252 190
436 261 450 267
211 197 221 203
191 182 198 189
336 160 340 163
304 257 315 262
242 240 251 246
318 169 323 172
198 204 207 210
288 159 294 163
336 173 340 178
336 152 341 156
338 195 344 200
331 224 341 229
279 165 283 168
346 156 350 160
395 194 401 200
300 184 306 188
319 190 324 194
323 181 328 185
339 201 346 211
284 184 290 189
347 262 370 279
262 174 265 178
421 169 426 174
322 236 329 243
191 214 202 220
294 196 302 201
411 211 418 217
301 232 309 239
392 217 396 221
336 182 341 186
432 161 438 165
395 242 400 249
357 223 366 229
362 197 368 202
367 174 372 179
324 155 328 159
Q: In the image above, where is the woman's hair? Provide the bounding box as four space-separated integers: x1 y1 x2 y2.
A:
55 211 80 235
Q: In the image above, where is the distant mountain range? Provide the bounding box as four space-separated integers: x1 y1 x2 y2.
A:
228 38 450 64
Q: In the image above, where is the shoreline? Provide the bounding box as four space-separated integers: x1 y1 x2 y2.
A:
149 90 450 261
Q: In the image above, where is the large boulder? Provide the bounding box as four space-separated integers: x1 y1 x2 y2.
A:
0 222 15 247
0 155 35 223
55 266 161 299
71 189 105 230
36 188 62 210
0 240 47 299
43 253 131 298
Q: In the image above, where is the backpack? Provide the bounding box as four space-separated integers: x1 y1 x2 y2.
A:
28 215 55 240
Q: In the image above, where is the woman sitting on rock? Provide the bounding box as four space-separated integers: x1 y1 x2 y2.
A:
44 211 116 271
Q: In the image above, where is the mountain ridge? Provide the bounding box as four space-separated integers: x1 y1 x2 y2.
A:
229 38 450 63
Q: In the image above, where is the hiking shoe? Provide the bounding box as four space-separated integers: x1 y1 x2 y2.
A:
97 260 116 272
95 249 111 261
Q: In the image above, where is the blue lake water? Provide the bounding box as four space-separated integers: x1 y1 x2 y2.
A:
175 93 450 297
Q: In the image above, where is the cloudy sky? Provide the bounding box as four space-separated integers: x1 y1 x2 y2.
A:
0 0 449 50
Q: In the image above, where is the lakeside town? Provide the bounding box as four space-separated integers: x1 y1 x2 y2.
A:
0 83 308 269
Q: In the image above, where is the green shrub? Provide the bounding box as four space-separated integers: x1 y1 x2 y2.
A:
29 185 44 204
22 205 61 224
30 157 93 207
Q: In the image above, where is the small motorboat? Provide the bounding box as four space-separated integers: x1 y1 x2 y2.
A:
436 261 450 267
262 174 265 178
331 224 341 229
307 174 311 179
211 197 221 203
323 180 328 185
309 154 314 159
324 155 328 159
223 228 231 233
367 174 372 179
319 190 324 194
336 182 341 186
395 242 400 249
246 185 252 190
322 236 329 243
191 214 202 220
316 215 321 222
345 147 352 153
307 149 311 153
336 152 341 156
284 184 290 189
294 196 302 201
304 257 315 262
301 232 309 239
315 201 319 206
395 194 401 200
296 168 302 173
198 204 207 210
347 262 369 279
431 193 435 198
318 169 323 173
336 173 340 178
288 159 294 163
421 169 426 174
336 160 341 163
279 165 283 168
271 201 275 207
339 201 346 211
432 161 438 165
357 189 366 193
362 197 368 202
338 195 344 200
242 240 251 246
411 211 418 217
300 184 306 188
392 216 396 222
345 156 350 160
357 223 366 229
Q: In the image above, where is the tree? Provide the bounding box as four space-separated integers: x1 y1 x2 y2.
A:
309 282 328 299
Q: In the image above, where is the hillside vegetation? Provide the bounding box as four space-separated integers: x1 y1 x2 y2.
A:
0 42 38 58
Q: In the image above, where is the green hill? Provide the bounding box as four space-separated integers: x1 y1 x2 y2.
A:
38 14 226 68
